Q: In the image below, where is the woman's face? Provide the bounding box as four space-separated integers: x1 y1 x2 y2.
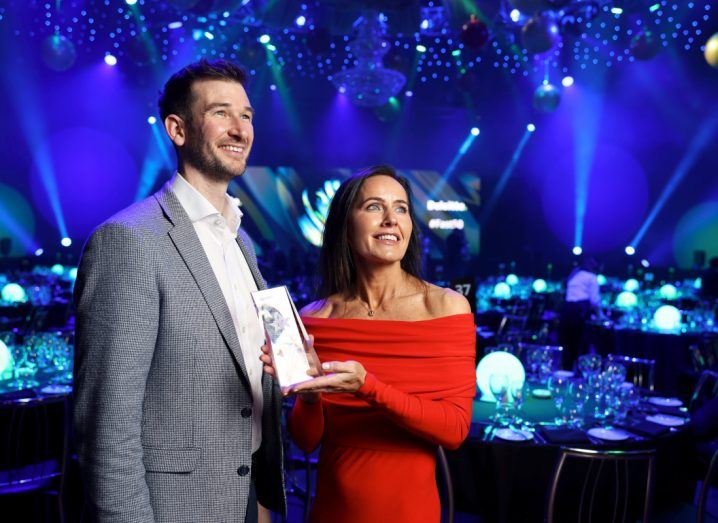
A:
348 175 412 267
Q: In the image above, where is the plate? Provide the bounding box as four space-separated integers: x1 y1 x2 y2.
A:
646 414 686 427
494 428 534 441
587 427 631 441
648 397 683 407
532 388 551 399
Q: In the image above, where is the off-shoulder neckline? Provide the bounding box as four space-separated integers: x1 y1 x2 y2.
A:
300 313 474 324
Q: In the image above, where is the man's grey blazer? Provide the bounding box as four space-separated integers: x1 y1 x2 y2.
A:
73 182 286 522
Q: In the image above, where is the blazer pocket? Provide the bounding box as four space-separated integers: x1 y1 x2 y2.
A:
142 446 202 473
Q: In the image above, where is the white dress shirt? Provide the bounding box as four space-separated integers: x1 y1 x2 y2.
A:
566 270 600 306
171 173 264 453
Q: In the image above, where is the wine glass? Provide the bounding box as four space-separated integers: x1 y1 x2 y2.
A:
578 353 602 384
548 372 570 425
489 374 510 426
566 379 590 428
509 380 529 427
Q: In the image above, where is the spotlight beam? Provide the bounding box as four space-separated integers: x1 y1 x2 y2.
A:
630 111 718 249
430 129 478 199
480 127 533 225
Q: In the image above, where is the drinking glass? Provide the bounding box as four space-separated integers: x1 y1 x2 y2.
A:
578 353 602 383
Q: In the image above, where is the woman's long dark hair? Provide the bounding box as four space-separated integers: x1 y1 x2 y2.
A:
317 165 423 299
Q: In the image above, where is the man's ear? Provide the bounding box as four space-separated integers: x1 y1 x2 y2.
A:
165 114 187 147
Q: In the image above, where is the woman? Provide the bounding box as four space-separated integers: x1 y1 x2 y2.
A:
263 165 476 522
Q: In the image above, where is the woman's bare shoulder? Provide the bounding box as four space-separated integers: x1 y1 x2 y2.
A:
424 283 472 316
299 296 342 318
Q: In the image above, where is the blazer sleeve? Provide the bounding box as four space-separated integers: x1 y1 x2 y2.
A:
73 222 159 522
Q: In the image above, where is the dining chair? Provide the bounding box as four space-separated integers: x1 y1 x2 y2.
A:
606 353 657 391
437 447 454 523
0 393 70 523
690 370 718 413
545 447 655 523
697 448 718 523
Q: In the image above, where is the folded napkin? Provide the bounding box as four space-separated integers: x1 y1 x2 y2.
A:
540 427 591 444
0 388 37 402
616 418 670 438
647 404 688 417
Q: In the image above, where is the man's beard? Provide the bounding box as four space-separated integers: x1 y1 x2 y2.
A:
183 128 247 183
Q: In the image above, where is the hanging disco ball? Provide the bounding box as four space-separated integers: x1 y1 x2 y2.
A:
533 83 561 112
630 30 661 60
460 15 490 50
521 13 561 54
705 33 718 68
41 34 77 72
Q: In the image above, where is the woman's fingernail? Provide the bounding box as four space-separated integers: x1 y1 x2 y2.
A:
322 363 330 370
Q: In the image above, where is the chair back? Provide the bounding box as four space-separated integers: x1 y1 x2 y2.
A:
0 393 70 500
606 354 657 391
437 447 454 523
545 447 655 523
697 448 718 523
691 370 718 413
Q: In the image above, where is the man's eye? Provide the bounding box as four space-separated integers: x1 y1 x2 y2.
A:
215 110 227 117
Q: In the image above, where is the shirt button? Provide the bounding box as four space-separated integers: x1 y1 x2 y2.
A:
237 465 250 476
241 407 252 418
215 218 222 226
241 326 246 334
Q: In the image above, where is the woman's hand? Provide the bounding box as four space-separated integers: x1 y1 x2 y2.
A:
288 360 367 395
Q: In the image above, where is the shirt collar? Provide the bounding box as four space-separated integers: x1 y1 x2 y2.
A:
170 173 243 232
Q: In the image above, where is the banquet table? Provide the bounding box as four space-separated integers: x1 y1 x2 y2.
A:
446 392 696 522
587 322 718 394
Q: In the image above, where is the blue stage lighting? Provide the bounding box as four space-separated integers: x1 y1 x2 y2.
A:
295 15 306 27
625 245 635 255
527 123 536 132
416 44 427 53
561 76 574 87
259 34 271 44
61 237 72 247
147 116 157 125
34 248 44 256
405 90 413 97
125 0 137 5
204 31 215 40
572 246 582 255
470 127 480 136
104 54 117 66
269 84 277 91
641 259 650 268
168 21 183 30
338 86 346 94
510 9 521 22
420 19 430 30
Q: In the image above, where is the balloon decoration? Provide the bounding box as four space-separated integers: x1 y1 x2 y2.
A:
630 30 661 60
533 83 561 112
460 15 490 51
705 33 718 68
41 34 77 72
521 13 561 54
510 0 549 15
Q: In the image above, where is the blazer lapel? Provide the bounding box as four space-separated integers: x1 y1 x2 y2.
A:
235 233 266 291
155 185 251 387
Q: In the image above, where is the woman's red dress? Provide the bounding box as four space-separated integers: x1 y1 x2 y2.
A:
289 314 476 523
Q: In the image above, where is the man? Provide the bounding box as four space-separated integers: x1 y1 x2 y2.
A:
558 256 601 369
73 59 285 522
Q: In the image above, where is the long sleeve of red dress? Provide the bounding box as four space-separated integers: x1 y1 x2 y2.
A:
288 313 476 523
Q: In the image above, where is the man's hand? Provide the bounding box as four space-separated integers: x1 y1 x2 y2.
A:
259 334 323 401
